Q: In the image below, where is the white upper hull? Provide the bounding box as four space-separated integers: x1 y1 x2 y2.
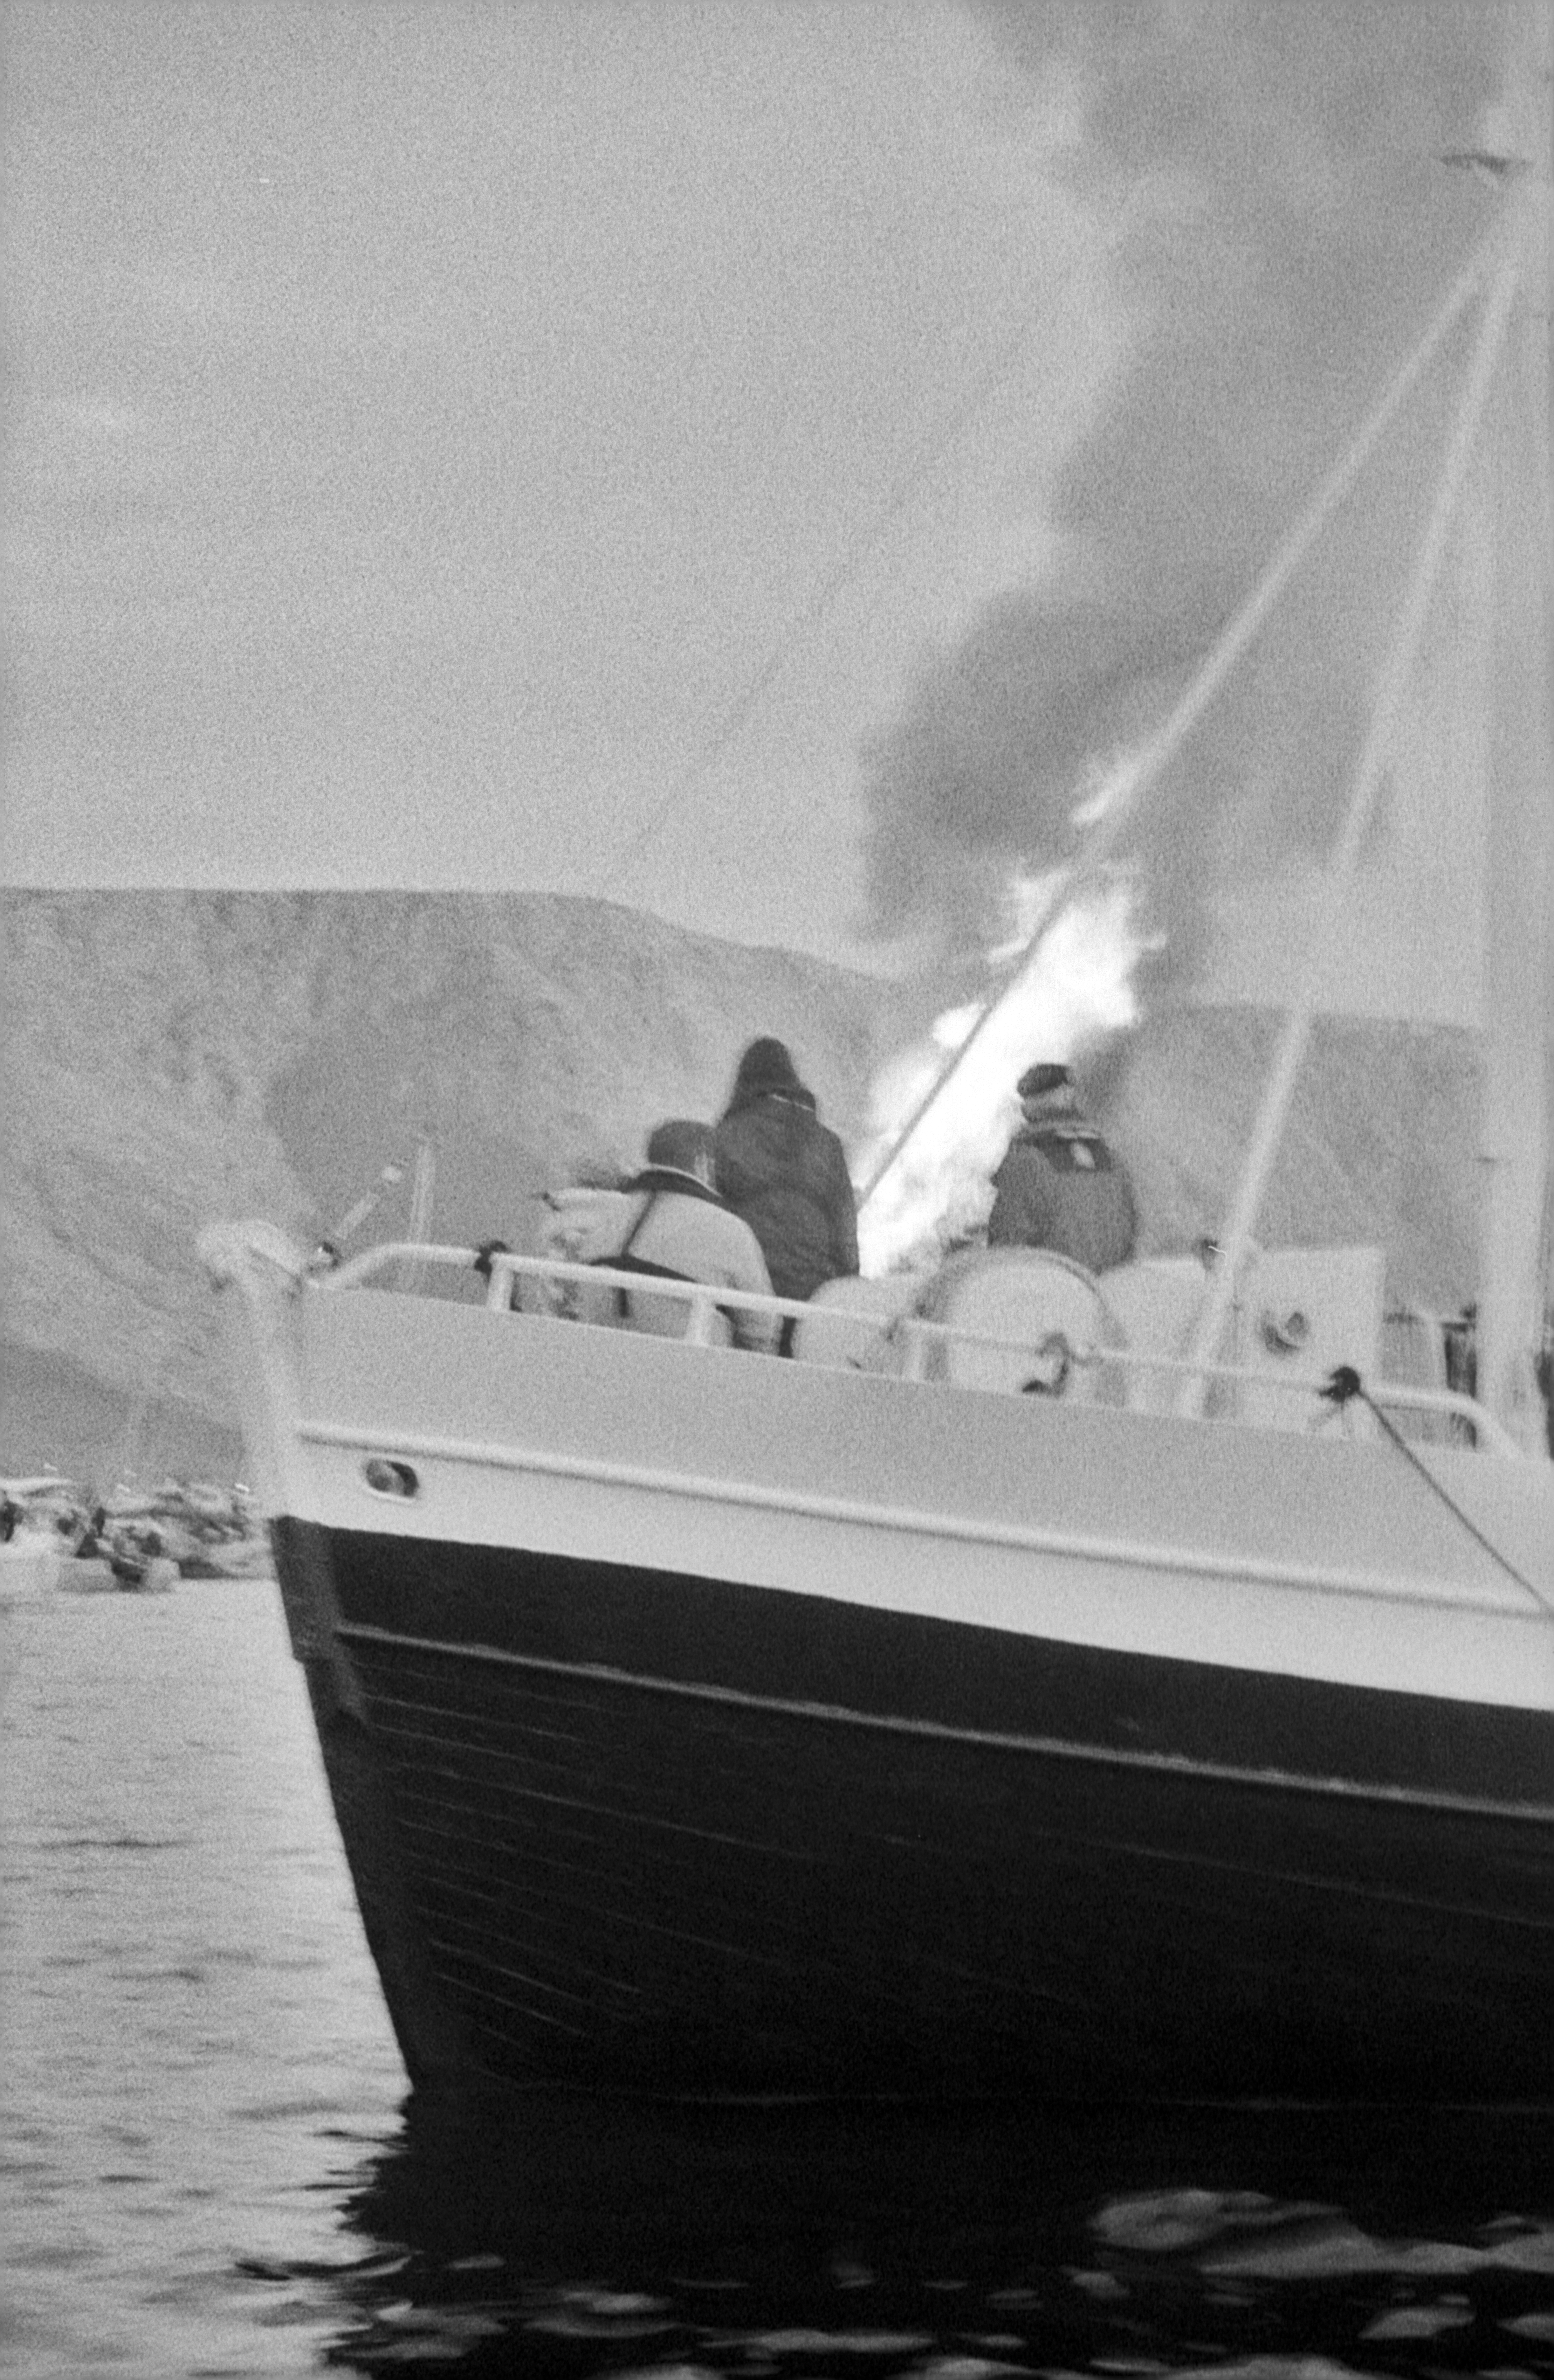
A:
210 1239 1554 1721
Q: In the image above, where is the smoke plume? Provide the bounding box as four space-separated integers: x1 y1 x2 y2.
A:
859 0 1513 981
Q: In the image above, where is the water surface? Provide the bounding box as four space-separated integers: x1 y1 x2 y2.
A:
3 1578 1549 2378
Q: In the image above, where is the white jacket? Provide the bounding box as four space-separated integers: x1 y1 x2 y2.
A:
538 1173 777 1351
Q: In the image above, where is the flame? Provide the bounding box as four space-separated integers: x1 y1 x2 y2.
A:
855 875 1149 1277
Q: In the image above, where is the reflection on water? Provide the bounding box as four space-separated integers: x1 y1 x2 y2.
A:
304 2098 1554 2376
1 1580 404 2378
2 1579 1550 2379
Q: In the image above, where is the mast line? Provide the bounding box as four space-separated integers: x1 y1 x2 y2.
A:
593 310 1048 893
855 218 1501 1219
1476 0 1553 1441
1178 198 1530 1411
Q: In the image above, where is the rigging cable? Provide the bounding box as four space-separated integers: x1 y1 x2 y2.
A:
585 306 1053 894
858 212 1507 1218
1320 1366 1552 1620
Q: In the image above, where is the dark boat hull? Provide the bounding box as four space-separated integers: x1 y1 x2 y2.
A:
273 1516 1554 2105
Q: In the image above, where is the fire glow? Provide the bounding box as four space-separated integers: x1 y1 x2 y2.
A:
855 876 1148 1278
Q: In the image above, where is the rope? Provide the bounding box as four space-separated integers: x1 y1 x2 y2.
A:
587 310 1047 892
1180 203 1527 1410
1320 1366 1553 1619
860 214 1505 1220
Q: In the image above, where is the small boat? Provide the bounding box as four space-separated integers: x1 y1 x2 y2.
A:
48 1512 178 1594
104 1540 179 1594
203 21 1552 2108
54 1555 120 1596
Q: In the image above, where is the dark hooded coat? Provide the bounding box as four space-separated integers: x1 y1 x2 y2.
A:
988 1084 1137 1274
714 1040 859 1304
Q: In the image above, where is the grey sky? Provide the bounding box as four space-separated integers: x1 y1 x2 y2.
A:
3 1 1116 964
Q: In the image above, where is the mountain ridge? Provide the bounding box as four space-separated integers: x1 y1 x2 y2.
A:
2 889 893 1478
3 888 1484 1481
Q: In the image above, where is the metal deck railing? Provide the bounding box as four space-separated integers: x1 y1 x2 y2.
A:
317 1241 1519 1456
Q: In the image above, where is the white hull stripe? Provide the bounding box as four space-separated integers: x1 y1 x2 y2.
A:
336 1620 1554 1830
297 1422 1539 1619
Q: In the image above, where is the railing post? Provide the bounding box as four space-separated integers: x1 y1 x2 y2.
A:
900 1320 930 1382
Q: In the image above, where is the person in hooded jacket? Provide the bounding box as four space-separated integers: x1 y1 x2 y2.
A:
987 1062 1137 1275
714 1038 858 1350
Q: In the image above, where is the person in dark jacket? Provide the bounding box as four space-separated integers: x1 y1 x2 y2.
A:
987 1062 1137 1274
714 1038 859 1349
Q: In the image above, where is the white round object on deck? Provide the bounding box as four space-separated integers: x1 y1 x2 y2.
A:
921 1249 1127 1404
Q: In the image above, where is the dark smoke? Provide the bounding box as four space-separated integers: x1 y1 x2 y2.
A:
859 0 1512 978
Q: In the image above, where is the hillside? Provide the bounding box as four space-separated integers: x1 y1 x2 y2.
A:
2 889 1486 1482
1108 1004 1481 1315
1 890 891 1479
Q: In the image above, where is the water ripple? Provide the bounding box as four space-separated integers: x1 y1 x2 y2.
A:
3 1582 1550 2380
